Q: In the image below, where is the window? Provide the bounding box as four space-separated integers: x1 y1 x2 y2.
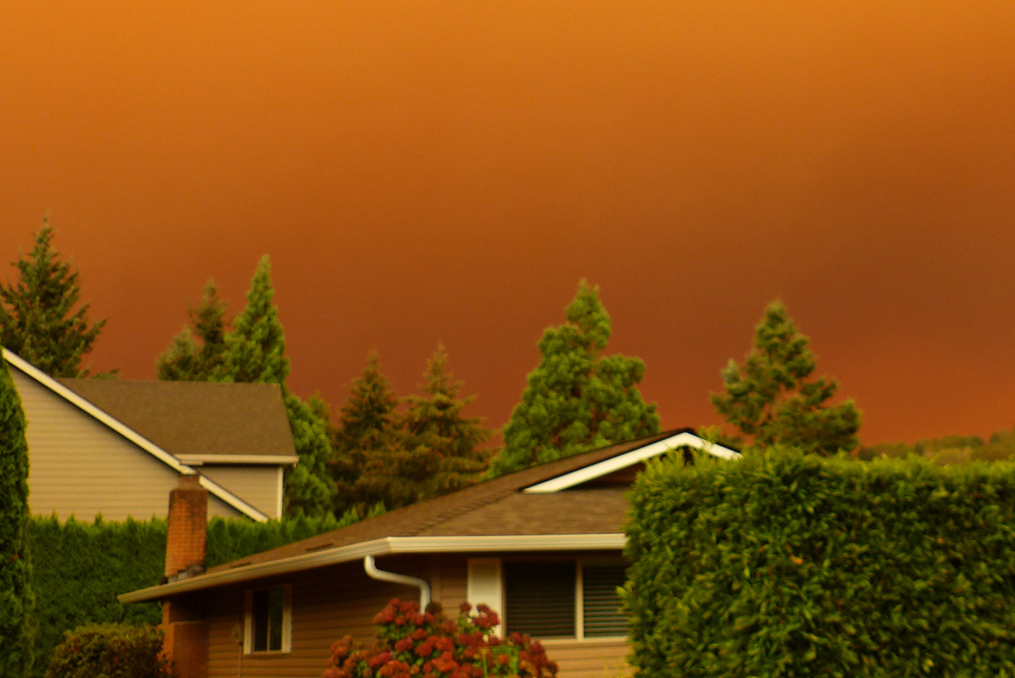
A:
580 562 627 637
504 561 576 638
244 584 292 653
476 559 627 641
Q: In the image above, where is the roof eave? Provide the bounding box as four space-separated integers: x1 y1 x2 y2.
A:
118 533 627 603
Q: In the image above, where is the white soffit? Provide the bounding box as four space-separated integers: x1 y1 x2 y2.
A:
3 348 269 522
118 533 627 603
522 431 741 494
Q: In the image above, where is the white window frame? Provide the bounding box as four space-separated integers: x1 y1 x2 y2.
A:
244 583 293 654
477 557 627 643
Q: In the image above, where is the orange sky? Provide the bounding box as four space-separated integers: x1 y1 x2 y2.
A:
2 1 1014 445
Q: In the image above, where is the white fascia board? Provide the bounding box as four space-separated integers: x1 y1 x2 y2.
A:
117 533 626 603
3 348 269 523
523 431 741 494
176 454 299 466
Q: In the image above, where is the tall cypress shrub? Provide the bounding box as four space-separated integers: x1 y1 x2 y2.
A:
0 355 35 676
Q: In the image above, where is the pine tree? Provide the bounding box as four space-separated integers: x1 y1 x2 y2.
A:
214 256 334 516
0 219 107 377
0 355 35 676
711 300 861 455
329 353 399 515
156 280 228 380
491 281 660 476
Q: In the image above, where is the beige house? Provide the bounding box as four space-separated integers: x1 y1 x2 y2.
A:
4 348 298 522
121 430 739 678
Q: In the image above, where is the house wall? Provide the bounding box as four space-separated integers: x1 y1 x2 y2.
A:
202 553 629 678
11 365 243 521
207 559 421 678
200 465 281 519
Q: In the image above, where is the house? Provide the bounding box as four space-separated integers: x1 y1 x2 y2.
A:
3 348 298 522
119 429 739 678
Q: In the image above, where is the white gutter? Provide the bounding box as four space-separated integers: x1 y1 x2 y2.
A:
364 555 431 608
118 533 626 603
3 348 270 522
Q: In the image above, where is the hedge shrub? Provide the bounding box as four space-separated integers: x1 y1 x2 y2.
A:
324 599 557 678
625 448 1015 678
29 512 350 677
45 624 171 678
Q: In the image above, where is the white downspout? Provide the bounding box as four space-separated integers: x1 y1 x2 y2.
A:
364 555 432 608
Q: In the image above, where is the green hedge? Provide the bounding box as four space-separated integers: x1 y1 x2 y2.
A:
29 513 350 678
624 448 1015 678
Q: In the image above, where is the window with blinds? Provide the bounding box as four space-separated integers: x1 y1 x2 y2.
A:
581 563 628 637
504 561 576 638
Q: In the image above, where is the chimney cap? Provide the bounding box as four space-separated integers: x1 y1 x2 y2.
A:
178 474 202 489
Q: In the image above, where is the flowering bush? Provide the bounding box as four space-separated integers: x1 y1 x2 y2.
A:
323 599 558 678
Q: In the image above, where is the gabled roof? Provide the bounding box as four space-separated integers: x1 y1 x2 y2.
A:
3 348 270 522
120 429 738 603
57 379 298 465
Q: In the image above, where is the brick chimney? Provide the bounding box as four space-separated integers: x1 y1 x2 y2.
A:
162 474 209 678
165 473 207 581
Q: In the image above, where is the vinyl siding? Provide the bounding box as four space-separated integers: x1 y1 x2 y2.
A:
11 365 242 521
207 560 420 678
201 554 630 678
201 465 281 519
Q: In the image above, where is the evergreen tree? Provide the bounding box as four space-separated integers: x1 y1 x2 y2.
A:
711 300 861 455
283 392 338 517
329 353 399 516
214 256 334 516
357 345 492 510
0 355 35 676
491 281 660 476
0 219 107 377
156 280 228 380
399 344 491 497
216 256 290 385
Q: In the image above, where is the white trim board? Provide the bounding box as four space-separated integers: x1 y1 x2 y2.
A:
3 348 269 522
176 454 299 466
523 431 740 494
118 533 627 603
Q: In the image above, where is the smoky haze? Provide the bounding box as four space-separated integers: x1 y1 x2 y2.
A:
2 1 1014 444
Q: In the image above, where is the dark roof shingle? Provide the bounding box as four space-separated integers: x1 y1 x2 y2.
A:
207 430 681 573
57 379 297 459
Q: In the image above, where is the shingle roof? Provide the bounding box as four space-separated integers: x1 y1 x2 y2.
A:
57 379 297 460
206 430 682 574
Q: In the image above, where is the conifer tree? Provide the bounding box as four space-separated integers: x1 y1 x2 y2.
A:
0 219 107 377
491 281 660 476
352 345 492 510
398 344 491 497
156 280 228 380
0 354 35 676
216 256 290 385
329 353 399 515
711 300 861 455
214 256 334 516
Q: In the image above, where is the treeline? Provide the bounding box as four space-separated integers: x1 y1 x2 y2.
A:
858 428 1015 463
1 223 662 519
7 219 1007 523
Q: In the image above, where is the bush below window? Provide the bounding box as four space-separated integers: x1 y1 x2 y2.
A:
324 599 558 678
